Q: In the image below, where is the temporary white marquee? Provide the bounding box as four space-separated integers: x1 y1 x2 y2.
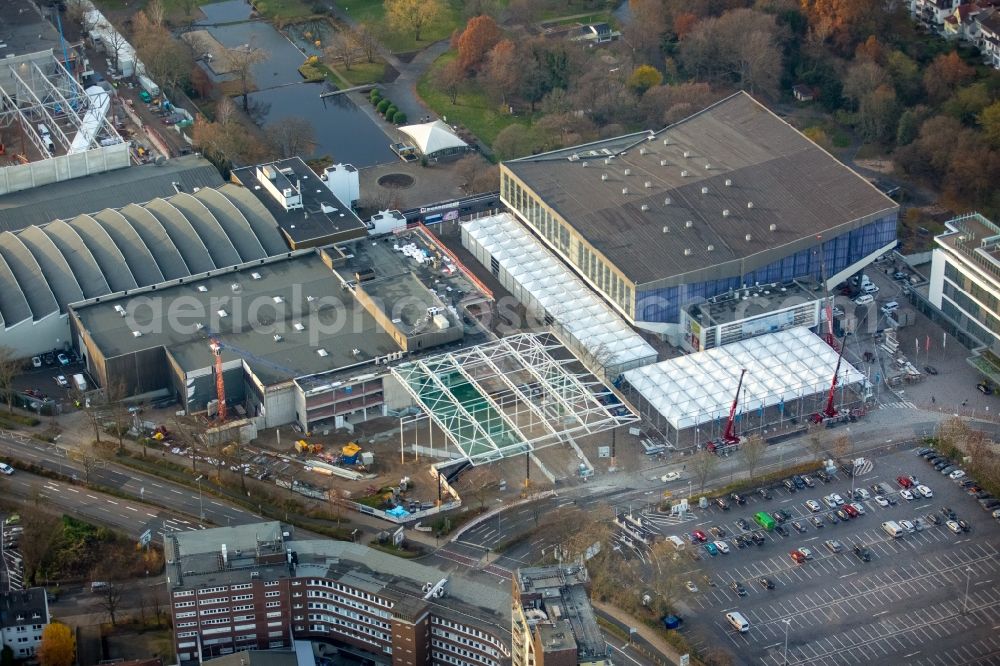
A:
463 213 657 376
398 120 468 157
622 327 866 430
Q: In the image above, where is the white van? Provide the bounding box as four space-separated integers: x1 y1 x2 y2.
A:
667 535 686 551
862 283 880 294
725 611 750 633
881 520 903 538
854 294 874 306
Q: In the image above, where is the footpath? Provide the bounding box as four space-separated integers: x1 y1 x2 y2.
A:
592 600 686 666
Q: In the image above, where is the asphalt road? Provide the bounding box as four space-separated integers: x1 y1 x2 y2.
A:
656 447 1000 666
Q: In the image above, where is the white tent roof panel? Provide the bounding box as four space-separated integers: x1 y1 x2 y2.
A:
398 120 468 155
622 327 866 430
464 213 656 372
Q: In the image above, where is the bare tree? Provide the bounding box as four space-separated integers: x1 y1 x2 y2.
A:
690 449 720 494
354 24 379 63
268 116 316 159
459 465 499 509
227 44 268 111
833 434 852 460
97 582 124 626
64 0 89 30
171 412 204 474
105 379 131 454
325 31 358 71
0 347 19 414
740 434 767 480
144 0 166 27
104 30 131 76
150 588 166 628
806 425 827 460
69 447 104 485
18 506 62 586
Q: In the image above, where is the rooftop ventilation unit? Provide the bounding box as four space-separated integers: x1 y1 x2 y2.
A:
769 223 778 232
704 163 712 170
662 138 670 145
725 179 732 187
684 248 692 256
601 173 608 181
644 181 652 188
352 348 361 356
640 204 650 211
662 226 669 233
745 234 752 242
251 272 262 280
664 197 672 205
622 187 629 195
195 323 205 331
707 244 715 251
680 170 689 177
132 330 142 338
747 201 754 209
660 159 668 166
701 186 709 195
272 296 284 304
569 153 579 161
624 168 631 176
639 147 647 155
230 283 240 293
604 158 611 165
317 348 329 357
683 150 691 158
114 304 126 317
197 285 208 293
581 161 588 167
723 209 731 217
273 334 283 342
293 322 305 331
685 220 693 228
218 309 228 318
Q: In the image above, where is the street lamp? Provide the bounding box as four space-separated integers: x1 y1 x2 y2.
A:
963 566 973 614
782 618 791 665
195 474 205 521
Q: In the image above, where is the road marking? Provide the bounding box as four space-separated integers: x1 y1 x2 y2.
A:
903 652 920 658
170 489 182 495
86 494 99 500
977 579 993 586
210 501 224 507
126 506 138 512
146 513 157 517
106 499 118 505
65 488 79 493
841 572 857 578
150 482 164 488
873 610 889 617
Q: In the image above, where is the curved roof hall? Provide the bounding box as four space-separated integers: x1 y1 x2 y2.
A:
16 226 86 310
0 183 289 326
92 209 166 287
165 193 244 267
42 221 113 299
0 232 58 320
144 198 217 274
66 214 139 293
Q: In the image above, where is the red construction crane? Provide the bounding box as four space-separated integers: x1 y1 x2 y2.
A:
210 338 226 422
823 336 848 420
816 236 838 351
721 368 747 446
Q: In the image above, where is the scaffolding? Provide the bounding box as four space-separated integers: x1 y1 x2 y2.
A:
391 332 639 465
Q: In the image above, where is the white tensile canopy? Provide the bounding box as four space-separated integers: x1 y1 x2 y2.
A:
398 120 468 156
622 327 866 430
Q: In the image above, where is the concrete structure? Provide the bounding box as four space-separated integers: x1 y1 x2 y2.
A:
929 213 1000 365
621 327 868 449
512 566 608 666
231 158 368 250
500 91 898 342
0 588 49 660
0 180 286 358
165 522 511 666
321 163 360 209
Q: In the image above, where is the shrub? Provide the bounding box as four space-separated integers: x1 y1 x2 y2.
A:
392 111 407 124
369 88 382 103
384 105 398 119
377 99 391 113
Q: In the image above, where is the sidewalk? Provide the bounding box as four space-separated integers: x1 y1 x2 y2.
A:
592 600 684 666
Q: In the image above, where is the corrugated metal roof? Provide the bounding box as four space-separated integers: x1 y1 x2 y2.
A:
92 209 166 286
118 203 191 279
0 232 58 319
165 193 243 267
189 189 267 261
67 214 140 292
43 221 113 299
145 198 217 274
0 156 224 232
215 184 288 255
17 226 85 311
0 252 32 326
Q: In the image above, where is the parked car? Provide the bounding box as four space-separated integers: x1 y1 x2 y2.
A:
941 466 958 476
704 542 718 555
816 470 831 483
899 520 915 533
853 545 872 562
772 511 786 524
736 518 751 531
0 463 14 475
875 496 889 507
729 581 747 596
853 488 870 501
843 505 859 518
832 493 845 505
758 487 773 500
836 509 850 521
783 479 797 492
731 492 747 505
897 475 914 488
926 513 942 525
810 516 824 529
775 524 788 537
31 356 41 368
54 375 69 388
802 475 816 488
56 352 69 366
790 550 807 564
949 470 966 480
946 520 962 534
793 475 806 489
805 499 822 512
957 519 971 532
900 489 914 501
685 581 698 593
916 484 933 498
941 507 957 520
661 472 681 482
826 512 839 524
758 577 775 590
823 495 838 508
714 540 730 554
791 521 807 533
709 526 727 538
824 539 844 553
849 502 866 515
691 530 708 543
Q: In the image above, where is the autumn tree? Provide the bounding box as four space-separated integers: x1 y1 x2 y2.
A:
434 60 465 105
480 39 518 105
133 11 195 94
269 117 316 159
923 52 974 103
456 15 502 73
326 31 358 71
690 448 719 493
193 97 267 168
740 434 767 480
0 346 19 413
37 623 75 666
628 65 663 94
979 101 1000 148
385 0 444 43
18 507 63 586
680 9 782 96
637 82 718 127
623 0 669 63
227 44 269 111
493 124 538 160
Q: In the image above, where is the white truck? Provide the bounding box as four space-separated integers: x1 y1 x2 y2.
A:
72 373 87 392
138 74 160 99
881 520 903 538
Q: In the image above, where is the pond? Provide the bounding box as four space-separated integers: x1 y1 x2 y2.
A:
203 21 307 88
249 83 397 168
195 0 254 24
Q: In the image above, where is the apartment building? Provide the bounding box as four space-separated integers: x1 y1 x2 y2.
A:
165 522 510 666
511 566 609 666
0 588 49 659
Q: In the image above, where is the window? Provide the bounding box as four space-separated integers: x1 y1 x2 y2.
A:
265 591 281 598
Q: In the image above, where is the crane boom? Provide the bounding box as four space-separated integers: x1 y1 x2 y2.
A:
823 335 848 419
722 368 747 445
816 236 837 351
210 338 227 422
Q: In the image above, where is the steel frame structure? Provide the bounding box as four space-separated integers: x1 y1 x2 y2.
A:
0 51 118 159
392 332 639 465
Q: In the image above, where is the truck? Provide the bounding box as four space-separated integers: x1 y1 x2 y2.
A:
72 373 87 392
754 511 776 531
881 520 903 538
138 74 160 99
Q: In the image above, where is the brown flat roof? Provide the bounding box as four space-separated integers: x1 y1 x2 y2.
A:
505 92 897 286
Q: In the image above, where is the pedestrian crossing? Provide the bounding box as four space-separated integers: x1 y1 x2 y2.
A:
880 400 918 410
853 458 874 476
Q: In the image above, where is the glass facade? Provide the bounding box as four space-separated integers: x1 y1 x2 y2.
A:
503 170 897 324
942 260 1000 343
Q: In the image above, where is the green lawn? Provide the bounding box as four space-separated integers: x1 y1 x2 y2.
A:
334 59 387 86
332 0 462 53
417 52 531 148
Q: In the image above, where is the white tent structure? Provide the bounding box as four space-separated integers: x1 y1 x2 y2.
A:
398 120 469 159
622 327 867 443
463 213 657 377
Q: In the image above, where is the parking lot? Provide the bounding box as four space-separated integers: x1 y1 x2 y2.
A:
653 447 1000 665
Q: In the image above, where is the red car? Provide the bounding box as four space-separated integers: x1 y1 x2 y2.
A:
692 530 708 543
790 550 807 564
897 475 914 488
843 504 860 518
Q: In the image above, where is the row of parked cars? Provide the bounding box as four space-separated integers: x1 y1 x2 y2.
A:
917 447 1000 519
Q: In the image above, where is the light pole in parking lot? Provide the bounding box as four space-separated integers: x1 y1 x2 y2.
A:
195 475 205 521
963 566 973 614
781 618 791 664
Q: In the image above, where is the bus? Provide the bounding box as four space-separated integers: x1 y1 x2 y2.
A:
754 511 776 531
